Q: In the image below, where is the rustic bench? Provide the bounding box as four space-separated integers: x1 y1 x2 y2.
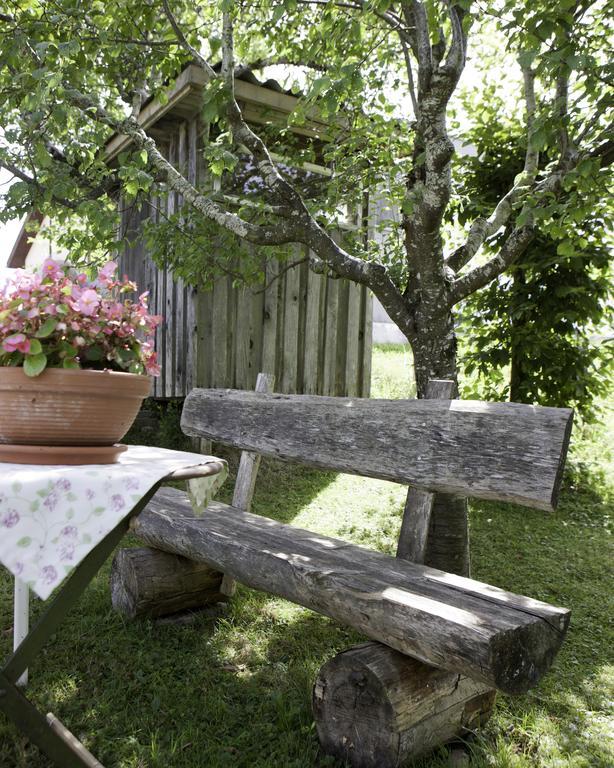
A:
112 374 573 766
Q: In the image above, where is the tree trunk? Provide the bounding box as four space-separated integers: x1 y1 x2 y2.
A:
509 267 527 404
407 308 470 577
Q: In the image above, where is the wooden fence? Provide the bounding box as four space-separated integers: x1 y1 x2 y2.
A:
118 112 373 399
119 206 372 399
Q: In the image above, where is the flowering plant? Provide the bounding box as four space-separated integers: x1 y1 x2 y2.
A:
0 259 161 377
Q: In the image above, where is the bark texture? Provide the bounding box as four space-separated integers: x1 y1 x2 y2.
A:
313 642 496 768
110 546 224 619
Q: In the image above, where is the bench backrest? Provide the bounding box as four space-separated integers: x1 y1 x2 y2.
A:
181 389 573 511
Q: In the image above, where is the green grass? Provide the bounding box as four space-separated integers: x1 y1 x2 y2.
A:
1 345 612 767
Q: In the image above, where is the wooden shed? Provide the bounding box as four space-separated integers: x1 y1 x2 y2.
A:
109 64 374 399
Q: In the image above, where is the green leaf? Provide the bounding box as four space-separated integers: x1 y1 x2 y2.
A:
17 537 32 548
62 358 80 369
84 346 104 361
35 317 58 338
28 338 42 355
23 353 48 377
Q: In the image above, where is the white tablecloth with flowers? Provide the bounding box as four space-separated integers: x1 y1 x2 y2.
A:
0 446 227 600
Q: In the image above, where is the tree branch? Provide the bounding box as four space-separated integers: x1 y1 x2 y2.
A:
0 159 80 211
161 0 217 79
449 225 534 303
446 64 538 272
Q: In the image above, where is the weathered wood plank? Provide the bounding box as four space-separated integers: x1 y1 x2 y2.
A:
164 133 178 398
345 281 361 397
313 643 496 768
181 390 573 509
335 281 349 396
322 277 339 395
211 278 229 387
195 288 213 388
303 262 323 394
133 487 570 694
261 259 279 378
359 286 373 397
234 285 252 389
281 258 301 393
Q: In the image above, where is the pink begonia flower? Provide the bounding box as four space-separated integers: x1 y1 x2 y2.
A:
2 333 31 354
75 289 100 316
145 353 161 376
98 261 118 282
41 259 63 280
27 307 40 319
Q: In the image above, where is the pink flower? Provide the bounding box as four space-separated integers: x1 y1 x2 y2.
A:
2 333 31 354
75 289 100 316
41 259 63 280
111 494 125 511
98 261 118 282
145 353 161 376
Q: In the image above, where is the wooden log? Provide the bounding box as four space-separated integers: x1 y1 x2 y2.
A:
313 642 496 768
180 389 573 510
110 547 224 619
132 487 570 694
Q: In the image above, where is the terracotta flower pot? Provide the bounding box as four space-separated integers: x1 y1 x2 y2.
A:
0 367 151 446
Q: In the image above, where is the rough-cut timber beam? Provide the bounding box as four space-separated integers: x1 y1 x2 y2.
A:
131 487 571 695
181 389 573 510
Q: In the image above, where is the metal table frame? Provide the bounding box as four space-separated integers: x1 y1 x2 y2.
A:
1 462 225 767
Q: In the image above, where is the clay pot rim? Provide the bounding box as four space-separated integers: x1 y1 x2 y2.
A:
0 366 151 396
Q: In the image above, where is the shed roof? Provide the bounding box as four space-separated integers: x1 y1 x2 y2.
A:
106 63 329 161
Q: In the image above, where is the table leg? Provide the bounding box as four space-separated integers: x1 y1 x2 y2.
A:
1 484 160 767
13 577 29 687
0 672 97 767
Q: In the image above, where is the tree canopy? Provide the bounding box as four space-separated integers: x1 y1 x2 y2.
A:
0 0 612 396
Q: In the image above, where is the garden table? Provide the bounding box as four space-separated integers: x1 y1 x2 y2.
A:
0 445 227 767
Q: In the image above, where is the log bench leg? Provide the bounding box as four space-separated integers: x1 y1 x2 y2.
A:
110 547 225 620
312 642 496 768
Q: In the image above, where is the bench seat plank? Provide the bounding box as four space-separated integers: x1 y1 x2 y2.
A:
180 390 573 510
132 487 570 695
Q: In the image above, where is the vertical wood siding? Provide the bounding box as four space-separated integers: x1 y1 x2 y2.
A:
118 117 372 398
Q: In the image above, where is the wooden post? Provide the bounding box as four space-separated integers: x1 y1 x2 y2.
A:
397 379 470 575
110 547 224 620
221 371 275 596
313 380 492 767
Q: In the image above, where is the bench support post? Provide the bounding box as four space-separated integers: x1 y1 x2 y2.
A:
313 379 492 767
110 372 275 619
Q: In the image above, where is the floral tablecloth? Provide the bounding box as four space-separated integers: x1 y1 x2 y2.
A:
0 446 227 600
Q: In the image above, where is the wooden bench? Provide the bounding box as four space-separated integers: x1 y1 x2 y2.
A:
112 375 573 766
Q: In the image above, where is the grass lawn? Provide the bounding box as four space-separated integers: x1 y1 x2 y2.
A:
1 345 612 767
